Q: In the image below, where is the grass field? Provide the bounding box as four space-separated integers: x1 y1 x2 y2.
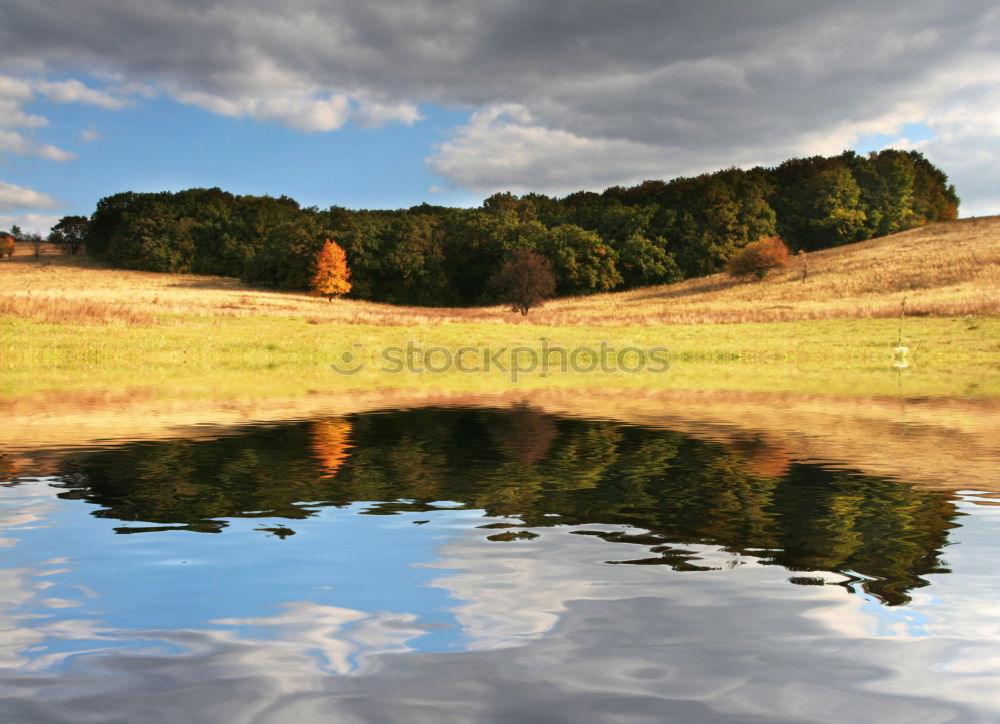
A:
2 217 999 401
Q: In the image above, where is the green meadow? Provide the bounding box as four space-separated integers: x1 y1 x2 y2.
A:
4 313 998 400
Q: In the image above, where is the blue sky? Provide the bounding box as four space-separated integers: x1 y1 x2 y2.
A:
2 1 998 234
3 90 482 233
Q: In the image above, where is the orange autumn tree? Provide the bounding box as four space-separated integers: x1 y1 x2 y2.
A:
310 239 352 300
727 235 790 281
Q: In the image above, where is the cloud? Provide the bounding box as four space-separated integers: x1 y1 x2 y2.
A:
34 78 130 110
166 86 354 132
34 144 77 162
0 213 62 235
427 105 681 195
79 128 99 142
0 75 124 161
353 95 423 129
0 180 64 212
0 1 998 207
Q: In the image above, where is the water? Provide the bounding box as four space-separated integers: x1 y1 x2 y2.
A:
2 405 999 722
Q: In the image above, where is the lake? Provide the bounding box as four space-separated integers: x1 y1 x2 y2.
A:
2 403 999 722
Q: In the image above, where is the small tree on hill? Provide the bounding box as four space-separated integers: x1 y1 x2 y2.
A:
49 215 90 255
490 248 557 316
728 235 790 281
0 236 15 259
310 239 352 300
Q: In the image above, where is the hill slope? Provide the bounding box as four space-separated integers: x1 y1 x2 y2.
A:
1 216 998 327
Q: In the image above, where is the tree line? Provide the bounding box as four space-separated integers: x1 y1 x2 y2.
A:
75 149 958 305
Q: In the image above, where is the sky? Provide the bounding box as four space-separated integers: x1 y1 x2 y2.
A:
1 0 998 235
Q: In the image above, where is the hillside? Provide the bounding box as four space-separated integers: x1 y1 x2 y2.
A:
1 216 998 328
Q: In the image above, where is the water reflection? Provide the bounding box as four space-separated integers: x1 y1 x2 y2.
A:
0 482 998 723
0 400 999 723
56 406 960 605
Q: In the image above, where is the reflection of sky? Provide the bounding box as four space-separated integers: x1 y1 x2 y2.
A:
1 478 999 722
0 482 469 661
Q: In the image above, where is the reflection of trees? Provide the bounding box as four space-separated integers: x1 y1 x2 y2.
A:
0 453 21 480
311 420 352 478
58 406 960 605
489 404 559 465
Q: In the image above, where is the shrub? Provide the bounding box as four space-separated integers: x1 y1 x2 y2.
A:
728 235 791 280
0 236 14 259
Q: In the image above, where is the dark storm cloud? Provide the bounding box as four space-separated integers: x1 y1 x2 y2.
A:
1 0 997 199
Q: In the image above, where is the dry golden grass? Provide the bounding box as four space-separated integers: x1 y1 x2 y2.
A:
546 215 1000 325
0 294 156 326
1 215 998 327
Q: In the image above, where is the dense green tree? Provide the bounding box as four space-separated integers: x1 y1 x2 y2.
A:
48 215 90 255
772 158 867 250
618 234 682 287
543 224 622 294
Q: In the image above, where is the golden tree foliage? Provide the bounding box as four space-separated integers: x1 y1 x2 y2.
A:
310 239 352 300
1 236 15 259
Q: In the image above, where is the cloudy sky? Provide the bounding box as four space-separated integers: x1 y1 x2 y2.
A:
1 0 998 234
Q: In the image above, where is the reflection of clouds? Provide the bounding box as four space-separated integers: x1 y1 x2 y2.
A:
871 499 1000 682
414 521 1000 722
0 490 999 722
427 521 857 650
0 566 53 668
0 483 59 549
0 484 86 669
213 602 428 674
3 581 997 723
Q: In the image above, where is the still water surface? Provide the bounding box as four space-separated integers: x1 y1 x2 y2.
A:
2 406 999 722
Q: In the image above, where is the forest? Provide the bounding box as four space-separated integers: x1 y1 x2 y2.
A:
82 149 959 305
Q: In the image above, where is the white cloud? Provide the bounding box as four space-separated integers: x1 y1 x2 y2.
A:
34 144 77 162
0 129 31 155
253 93 353 133
0 213 63 235
353 95 423 129
165 85 353 132
79 128 99 142
0 180 64 212
166 85 422 132
0 74 129 162
427 105 678 195
34 78 130 110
